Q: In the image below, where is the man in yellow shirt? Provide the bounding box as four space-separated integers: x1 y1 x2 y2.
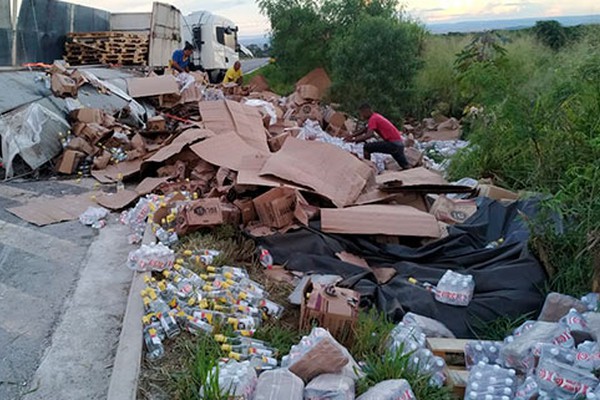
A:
223 61 243 85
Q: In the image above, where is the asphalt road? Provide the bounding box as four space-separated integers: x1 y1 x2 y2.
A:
240 57 270 74
0 178 133 400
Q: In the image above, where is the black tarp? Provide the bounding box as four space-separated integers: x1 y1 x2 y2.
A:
255 198 547 338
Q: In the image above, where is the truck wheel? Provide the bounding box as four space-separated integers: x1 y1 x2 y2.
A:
209 70 225 84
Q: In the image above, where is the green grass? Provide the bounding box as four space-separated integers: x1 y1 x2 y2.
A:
471 312 536 341
245 63 295 95
351 309 457 399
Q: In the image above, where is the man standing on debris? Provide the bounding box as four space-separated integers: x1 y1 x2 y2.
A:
346 103 410 169
171 43 194 73
223 61 244 85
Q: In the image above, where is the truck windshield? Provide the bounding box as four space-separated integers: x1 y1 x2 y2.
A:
216 27 237 50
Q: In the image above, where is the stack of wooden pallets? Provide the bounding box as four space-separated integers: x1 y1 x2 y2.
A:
64 32 149 66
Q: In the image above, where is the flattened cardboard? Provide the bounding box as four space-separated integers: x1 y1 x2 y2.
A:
260 137 372 207
429 195 477 224
7 192 99 226
127 75 178 97
321 204 441 238
91 159 143 183
336 251 370 269
377 167 473 194
295 68 332 99
144 129 213 164
190 132 269 171
96 190 139 210
198 100 269 152
135 177 170 195
478 184 519 201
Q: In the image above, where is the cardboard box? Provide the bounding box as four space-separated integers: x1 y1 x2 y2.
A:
429 195 478 224
184 198 224 227
252 187 297 228
51 73 78 97
69 108 103 124
296 84 320 101
234 198 257 224
73 123 111 145
478 184 519 201
57 150 85 174
300 282 360 346
67 137 96 156
49 61 68 75
294 103 323 125
147 116 166 131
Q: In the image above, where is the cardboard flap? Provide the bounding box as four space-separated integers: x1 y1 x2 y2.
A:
198 100 269 152
190 132 269 171
135 177 170 195
127 75 178 97
96 190 139 210
259 137 373 207
295 68 332 99
7 192 99 226
377 167 474 194
91 159 143 183
429 195 478 224
144 129 212 164
321 204 441 238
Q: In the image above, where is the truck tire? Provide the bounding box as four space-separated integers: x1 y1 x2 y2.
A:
208 69 226 84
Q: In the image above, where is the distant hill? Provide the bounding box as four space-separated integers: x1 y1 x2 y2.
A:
239 34 270 47
428 14 600 34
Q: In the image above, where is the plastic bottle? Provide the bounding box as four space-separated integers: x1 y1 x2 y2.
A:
157 311 181 339
227 315 260 331
514 376 538 400
258 247 274 269
536 357 599 398
465 363 516 400
206 265 248 280
465 341 503 369
143 327 165 361
434 270 475 307
184 314 214 335
116 173 125 192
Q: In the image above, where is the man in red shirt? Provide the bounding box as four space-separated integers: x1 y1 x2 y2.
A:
346 103 410 169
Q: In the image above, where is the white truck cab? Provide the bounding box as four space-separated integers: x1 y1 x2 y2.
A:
181 11 240 83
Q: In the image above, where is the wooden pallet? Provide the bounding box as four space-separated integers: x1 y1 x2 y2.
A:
65 31 149 66
427 338 470 398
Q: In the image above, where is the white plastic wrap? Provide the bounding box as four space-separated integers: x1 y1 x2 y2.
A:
402 312 455 338
0 103 69 178
356 379 416 400
127 243 174 272
304 374 355 400
245 99 278 126
254 369 304 400
79 206 109 227
200 360 257 400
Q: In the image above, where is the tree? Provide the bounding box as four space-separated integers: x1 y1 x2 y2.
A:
329 15 425 123
257 0 425 120
534 20 567 51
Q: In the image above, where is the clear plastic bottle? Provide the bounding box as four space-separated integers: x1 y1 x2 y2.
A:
184 314 214 335
258 247 274 269
143 327 165 361
465 363 517 400
116 173 125 192
465 341 503 369
157 311 181 339
434 270 475 306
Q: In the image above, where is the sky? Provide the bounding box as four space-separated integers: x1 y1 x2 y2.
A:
64 0 599 37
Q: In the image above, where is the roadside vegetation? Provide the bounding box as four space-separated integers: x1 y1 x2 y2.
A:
253 0 600 300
